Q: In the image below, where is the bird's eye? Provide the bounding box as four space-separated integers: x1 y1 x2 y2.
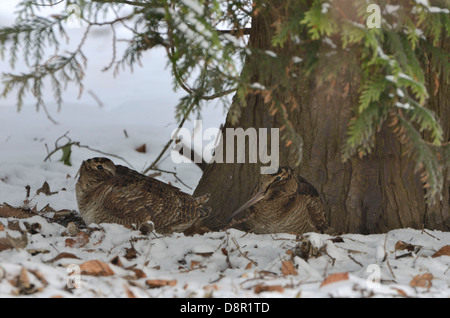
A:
96 165 104 171
275 176 282 181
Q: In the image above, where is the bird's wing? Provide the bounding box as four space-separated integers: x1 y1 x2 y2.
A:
306 196 328 232
295 175 319 197
294 175 327 232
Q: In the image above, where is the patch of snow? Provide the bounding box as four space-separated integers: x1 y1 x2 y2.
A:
321 2 331 14
395 102 413 110
385 5 400 14
396 88 405 98
181 0 204 16
264 50 277 58
323 37 337 49
292 56 303 64
428 7 449 13
377 47 390 61
385 75 396 83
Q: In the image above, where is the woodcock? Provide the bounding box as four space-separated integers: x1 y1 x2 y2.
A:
76 157 211 233
228 167 328 234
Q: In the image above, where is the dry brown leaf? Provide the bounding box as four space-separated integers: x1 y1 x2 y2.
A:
12 267 42 295
36 181 58 196
281 260 298 276
132 268 147 279
7 220 22 231
47 252 80 263
395 241 417 252
330 236 344 243
13 267 31 292
28 269 48 287
39 204 56 213
285 249 294 257
0 232 28 252
190 260 202 269
203 284 219 291
393 288 407 297
432 245 450 258
254 284 284 294
80 260 115 277
124 284 137 298
320 272 349 287
135 144 147 153
110 256 124 268
0 203 34 219
410 273 433 288
195 252 214 258
124 247 138 260
0 241 13 253
27 248 50 256
65 231 89 248
145 279 177 288
245 262 253 270
0 222 4 231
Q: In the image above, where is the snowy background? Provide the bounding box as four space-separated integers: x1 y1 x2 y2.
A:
0 1 449 298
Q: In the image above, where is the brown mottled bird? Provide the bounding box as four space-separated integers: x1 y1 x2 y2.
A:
228 167 328 235
75 157 211 233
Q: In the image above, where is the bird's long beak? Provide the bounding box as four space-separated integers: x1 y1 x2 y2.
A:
227 191 265 222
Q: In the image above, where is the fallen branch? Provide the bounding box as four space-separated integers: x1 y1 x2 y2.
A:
44 131 134 168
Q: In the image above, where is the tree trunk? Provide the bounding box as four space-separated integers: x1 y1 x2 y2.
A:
193 2 450 234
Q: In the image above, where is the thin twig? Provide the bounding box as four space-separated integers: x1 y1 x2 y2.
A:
348 254 363 267
87 90 104 107
44 131 134 168
91 0 149 7
147 168 192 190
102 25 117 73
141 99 197 175
421 225 440 240
232 237 258 267
384 233 397 280
217 28 251 36
322 245 336 266
41 103 59 125
33 0 64 6
164 30 237 101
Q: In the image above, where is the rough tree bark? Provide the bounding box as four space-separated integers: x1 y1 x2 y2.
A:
193 1 450 234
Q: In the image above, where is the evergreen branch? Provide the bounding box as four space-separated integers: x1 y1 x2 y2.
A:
394 112 443 204
91 0 151 7
0 15 67 68
79 12 134 27
32 0 65 6
168 52 236 101
402 95 443 146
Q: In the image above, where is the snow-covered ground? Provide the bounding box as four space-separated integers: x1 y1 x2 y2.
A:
0 2 449 298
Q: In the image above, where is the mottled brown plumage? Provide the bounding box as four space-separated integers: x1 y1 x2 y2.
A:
228 167 328 234
75 157 211 233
